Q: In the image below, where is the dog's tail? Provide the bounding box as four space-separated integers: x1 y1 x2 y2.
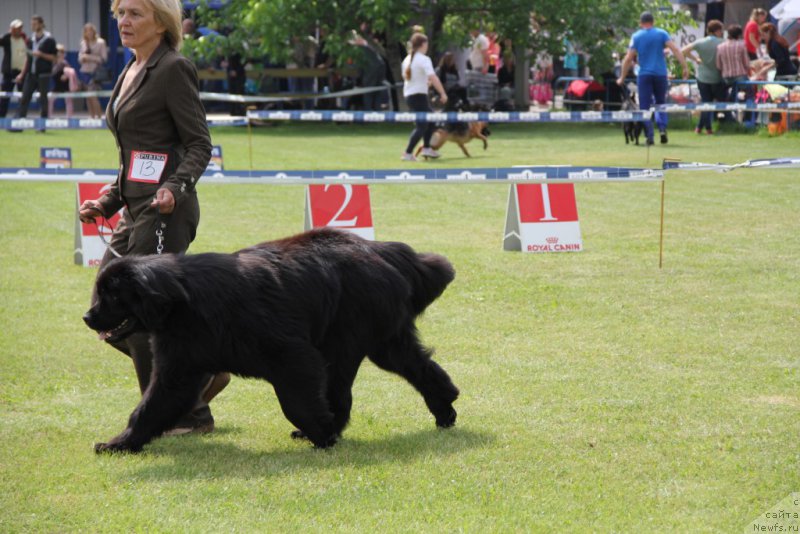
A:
376 243 455 315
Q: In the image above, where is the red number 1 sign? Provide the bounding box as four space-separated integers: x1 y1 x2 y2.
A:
305 184 375 240
503 183 582 252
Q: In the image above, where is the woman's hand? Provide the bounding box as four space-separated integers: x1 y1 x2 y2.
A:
79 199 104 223
150 188 175 214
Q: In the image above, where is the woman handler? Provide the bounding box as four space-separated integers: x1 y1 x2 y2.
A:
400 33 448 161
79 0 228 434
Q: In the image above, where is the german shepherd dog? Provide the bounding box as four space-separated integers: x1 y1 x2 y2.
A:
416 100 491 158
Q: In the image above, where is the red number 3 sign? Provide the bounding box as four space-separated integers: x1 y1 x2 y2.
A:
305 184 375 240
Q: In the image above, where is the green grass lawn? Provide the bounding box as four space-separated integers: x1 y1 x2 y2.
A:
0 122 798 532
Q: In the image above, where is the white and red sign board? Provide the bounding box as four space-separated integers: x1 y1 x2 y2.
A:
304 184 375 240
503 183 582 252
75 182 122 267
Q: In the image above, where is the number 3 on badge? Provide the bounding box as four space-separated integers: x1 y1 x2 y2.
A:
305 184 375 240
128 151 168 183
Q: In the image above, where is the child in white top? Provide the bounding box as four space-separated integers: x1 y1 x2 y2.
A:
401 33 448 161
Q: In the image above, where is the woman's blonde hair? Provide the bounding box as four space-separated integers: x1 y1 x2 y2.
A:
111 0 183 50
405 33 428 80
83 22 98 42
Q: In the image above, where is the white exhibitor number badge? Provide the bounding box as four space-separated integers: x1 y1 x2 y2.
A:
129 151 168 183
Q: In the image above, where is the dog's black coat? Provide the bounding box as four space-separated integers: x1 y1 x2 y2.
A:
84 229 459 453
622 94 643 145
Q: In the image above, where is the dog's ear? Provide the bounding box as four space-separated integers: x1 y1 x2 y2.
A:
128 258 189 331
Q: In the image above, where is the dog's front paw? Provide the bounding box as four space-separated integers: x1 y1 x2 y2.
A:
293 429 339 449
94 432 142 454
312 434 339 450
94 441 142 454
290 429 309 441
435 407 457 428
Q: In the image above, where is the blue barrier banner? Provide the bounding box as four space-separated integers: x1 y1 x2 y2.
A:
248 104 797 123
653 102 800 112
663 157 800 172
2 117 106 130
0 117 248 130
3 157 794 183
247 109 654 123
0 166 664 184
3 105 795 130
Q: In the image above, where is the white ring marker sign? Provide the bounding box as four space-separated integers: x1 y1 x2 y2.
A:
75 182 123 267
503 183 583 252
304 184 375 240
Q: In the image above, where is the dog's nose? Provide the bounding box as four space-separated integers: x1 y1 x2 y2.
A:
82 312 92 326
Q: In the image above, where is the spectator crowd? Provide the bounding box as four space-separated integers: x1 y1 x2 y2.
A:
1 5 798 132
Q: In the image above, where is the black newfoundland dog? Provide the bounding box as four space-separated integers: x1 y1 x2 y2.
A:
84 228 459 453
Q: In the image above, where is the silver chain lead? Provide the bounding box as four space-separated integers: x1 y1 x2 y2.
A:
156 223 165 255
155 199 165 255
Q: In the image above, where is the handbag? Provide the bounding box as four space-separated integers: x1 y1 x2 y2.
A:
92 65 112 84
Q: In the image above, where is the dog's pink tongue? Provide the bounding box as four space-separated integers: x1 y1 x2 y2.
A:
98 331 110 341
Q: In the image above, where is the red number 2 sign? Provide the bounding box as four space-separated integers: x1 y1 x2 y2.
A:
305 184 375 240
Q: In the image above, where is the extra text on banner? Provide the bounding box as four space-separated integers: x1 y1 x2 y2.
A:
40 147 72 168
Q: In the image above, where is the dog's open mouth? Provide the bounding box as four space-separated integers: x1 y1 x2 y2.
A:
97 317 137 342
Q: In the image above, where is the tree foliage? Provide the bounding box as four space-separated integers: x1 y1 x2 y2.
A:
185 0 693 79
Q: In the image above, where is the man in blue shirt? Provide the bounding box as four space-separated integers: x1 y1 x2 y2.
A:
617 11 689 145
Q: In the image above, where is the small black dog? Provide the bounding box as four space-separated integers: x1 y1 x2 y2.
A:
622 93 643 146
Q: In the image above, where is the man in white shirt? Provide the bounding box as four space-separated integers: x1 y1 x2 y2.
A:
468 29 490 74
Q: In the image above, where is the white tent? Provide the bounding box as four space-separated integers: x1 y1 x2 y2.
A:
771 0 800 19
771 0 800 51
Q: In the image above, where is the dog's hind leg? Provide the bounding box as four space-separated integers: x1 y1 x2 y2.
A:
369 329 459 428
273 346 338 448
95 370 208 453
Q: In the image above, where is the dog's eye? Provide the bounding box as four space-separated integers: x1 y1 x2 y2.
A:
99 289 119 304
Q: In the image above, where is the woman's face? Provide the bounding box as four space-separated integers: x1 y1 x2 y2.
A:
84 24 96 41
419 41 429 55
116 0 164 51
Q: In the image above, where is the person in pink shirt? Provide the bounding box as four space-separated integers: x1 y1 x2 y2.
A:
716 24 751 98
